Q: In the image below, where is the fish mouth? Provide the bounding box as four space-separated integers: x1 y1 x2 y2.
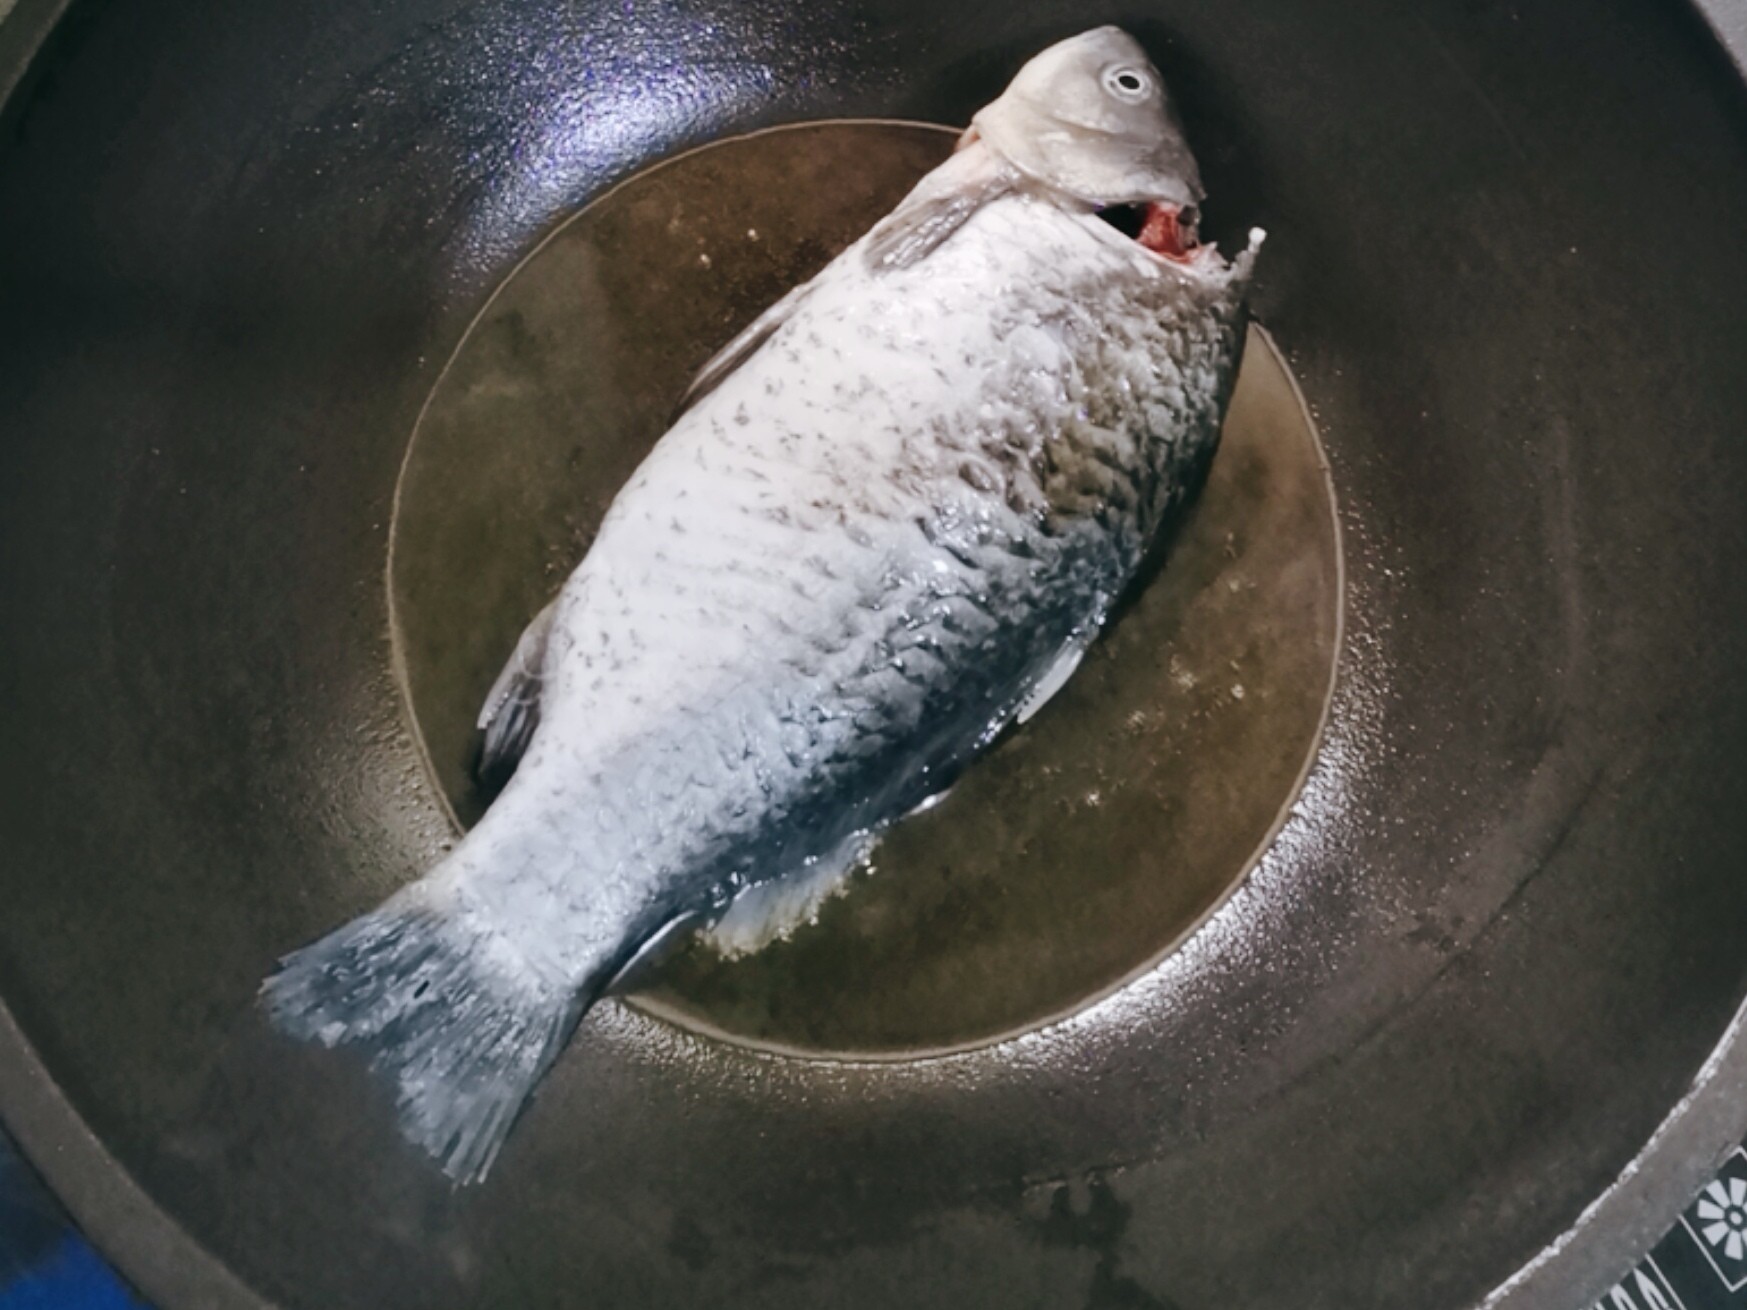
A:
1096 201 1206 265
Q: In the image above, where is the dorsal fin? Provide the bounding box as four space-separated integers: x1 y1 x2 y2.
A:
673 282 815 418
475 598 558 784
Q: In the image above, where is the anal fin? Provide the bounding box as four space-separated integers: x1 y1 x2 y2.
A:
1016 640 1088 725
701 831 876 960
602 909 708 995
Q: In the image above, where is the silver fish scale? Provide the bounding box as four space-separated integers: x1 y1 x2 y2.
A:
446 192 1255 984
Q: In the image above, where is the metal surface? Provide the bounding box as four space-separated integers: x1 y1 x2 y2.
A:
0 2 1745 1309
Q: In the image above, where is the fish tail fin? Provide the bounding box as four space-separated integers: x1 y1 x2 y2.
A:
260 891 585 1185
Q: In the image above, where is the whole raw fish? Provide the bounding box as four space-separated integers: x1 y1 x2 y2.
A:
264 25 1263 1183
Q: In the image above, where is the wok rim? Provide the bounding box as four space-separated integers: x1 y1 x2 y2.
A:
7 967 1747 1310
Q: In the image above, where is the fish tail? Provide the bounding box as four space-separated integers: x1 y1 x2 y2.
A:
260 889 585 1185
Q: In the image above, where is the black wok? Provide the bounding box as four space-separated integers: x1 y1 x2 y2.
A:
1 1 1746 1307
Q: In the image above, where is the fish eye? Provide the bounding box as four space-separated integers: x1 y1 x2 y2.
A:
1101 65 1153 102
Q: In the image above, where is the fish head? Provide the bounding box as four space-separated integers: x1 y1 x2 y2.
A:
971 26 1209 261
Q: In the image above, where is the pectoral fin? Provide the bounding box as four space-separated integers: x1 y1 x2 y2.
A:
863 141 1018 272
675 144 1015 416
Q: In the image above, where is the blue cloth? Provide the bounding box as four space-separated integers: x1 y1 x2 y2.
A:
0 1134 147 1310
0 1239 146 1310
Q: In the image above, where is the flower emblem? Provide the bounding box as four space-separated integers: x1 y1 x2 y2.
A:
1697 1177 1747 1262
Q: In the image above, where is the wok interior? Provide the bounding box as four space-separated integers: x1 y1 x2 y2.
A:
1 2 1746 1308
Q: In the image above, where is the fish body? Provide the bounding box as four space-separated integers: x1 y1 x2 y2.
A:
264 26 1262 1183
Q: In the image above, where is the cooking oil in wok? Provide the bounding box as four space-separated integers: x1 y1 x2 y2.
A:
389 121 1340 1057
